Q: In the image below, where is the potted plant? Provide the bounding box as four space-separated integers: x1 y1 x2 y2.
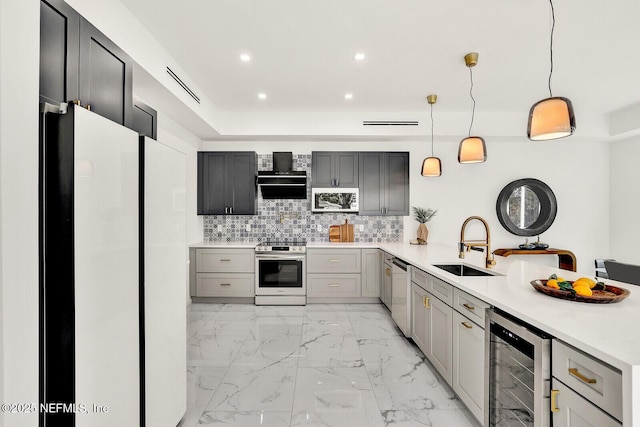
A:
412 206 437 244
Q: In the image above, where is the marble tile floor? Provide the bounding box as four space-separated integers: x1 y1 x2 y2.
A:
179 303 481 427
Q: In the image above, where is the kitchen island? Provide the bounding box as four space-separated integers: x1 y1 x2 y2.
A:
377 242 639 427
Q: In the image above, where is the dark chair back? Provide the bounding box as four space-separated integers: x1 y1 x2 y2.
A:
604 261 640 286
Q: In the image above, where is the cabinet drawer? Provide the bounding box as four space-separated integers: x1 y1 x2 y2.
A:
453 288 490 327
552 340 622 421
196 249 254 273
552 378 621 427
307 249 361 273
196 273 254 297
307 274 361 297
429 275 454 306
411 267 429 289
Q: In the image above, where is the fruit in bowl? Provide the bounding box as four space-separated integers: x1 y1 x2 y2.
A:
545 274 604 296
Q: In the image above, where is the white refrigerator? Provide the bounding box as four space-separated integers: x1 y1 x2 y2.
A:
42 104 186 426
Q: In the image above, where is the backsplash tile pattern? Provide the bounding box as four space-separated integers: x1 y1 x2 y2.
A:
203 154 403 243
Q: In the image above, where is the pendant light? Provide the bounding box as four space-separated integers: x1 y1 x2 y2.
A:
421 94 441 177
527 0 576 140
458 52 486 163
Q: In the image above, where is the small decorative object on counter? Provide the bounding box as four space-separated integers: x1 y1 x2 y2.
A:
533 235 549 249
411 206 437 244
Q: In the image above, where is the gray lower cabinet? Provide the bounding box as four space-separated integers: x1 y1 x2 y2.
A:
197 152 257 215
381 252 393 309
452 310 485 422
307 248 382 300
551 379 621 427
411 281 453 384
358 152 409 216
190 248 255 298
551 340 622 426
361 249 381 298
312 151 359 188
412 270 489 424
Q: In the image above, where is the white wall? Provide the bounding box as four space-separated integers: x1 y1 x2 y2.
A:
203 138 609 275
0 0 40 426
610 135 640 264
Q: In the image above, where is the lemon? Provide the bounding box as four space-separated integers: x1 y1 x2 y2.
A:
572 279 589 289
576 277 597 289
557 277 566 282
574 284 593 297
546 279 560 289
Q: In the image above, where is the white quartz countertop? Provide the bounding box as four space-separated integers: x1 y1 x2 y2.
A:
189 241 259 249
378 242 640 372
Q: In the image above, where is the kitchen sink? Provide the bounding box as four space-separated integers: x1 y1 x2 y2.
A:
433 263 498 277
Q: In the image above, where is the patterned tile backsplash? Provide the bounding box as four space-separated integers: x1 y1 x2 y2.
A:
203 154 404 243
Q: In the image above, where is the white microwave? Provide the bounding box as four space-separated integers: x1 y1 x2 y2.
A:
311 188 359 213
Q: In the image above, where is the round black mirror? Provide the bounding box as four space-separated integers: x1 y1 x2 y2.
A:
496 178 557 237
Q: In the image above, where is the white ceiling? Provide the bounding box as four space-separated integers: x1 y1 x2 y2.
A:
120 0 640 140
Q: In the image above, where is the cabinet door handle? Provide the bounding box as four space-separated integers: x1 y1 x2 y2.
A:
385 268 391 276
462 303 475 311
220 259 231 262
551 389 560 413
329 284 340 287
329 259 340 262
461 321 473 329
220 283 231 286
229 206 233 214
423 296 430 308
224 207 229 214
568 368 597 384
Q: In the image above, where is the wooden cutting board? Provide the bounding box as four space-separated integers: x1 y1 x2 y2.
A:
329 225 342 242
340 219 354 242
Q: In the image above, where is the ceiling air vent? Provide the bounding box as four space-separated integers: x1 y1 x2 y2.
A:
166 67 201 104
362 121 419 126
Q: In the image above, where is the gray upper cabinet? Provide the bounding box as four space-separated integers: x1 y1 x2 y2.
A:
40 0 133 128
312 152 358 187
197 152 257 215
358 152 409 216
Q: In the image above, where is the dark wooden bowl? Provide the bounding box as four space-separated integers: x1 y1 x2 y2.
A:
530 279 630 304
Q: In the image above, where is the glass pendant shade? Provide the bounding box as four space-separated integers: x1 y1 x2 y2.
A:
458 136 486 163
421 156 442 177
527 96 576 140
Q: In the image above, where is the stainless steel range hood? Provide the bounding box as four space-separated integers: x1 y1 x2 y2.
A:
257 152 307 199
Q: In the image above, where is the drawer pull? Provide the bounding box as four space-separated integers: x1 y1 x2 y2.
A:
462 303 475 311
461 321 473 329
220 259 231 262
329 284 340 287
568 367 597 384
328 259 340 262
220 283 231 286
551 389 560 413
423 296 430 309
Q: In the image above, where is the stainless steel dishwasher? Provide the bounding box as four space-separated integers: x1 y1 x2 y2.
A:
391 258 411 337
485 309 552 427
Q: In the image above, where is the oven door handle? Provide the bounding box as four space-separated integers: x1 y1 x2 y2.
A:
256 255 305 261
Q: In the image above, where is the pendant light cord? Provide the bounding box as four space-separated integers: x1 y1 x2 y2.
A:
548 0 555 97
430 103 435 156
468 66 476 137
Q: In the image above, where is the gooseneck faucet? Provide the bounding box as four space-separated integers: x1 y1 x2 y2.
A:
459 216 496 269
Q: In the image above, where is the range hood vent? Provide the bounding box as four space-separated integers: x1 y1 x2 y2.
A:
257 152 307 199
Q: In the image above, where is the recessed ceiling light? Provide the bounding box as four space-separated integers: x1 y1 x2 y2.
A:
354 52 366 61
344 93 353 100
240 53 251 62
258 93 267 100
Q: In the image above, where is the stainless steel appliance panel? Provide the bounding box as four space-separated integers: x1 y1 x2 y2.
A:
485 309 551 427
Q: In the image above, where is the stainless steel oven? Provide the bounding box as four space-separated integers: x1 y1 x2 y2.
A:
255 242 306 305
485 309 552 427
